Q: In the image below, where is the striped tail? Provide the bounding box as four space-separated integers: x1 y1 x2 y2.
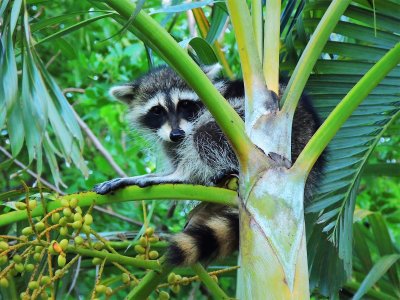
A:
167 203 239 266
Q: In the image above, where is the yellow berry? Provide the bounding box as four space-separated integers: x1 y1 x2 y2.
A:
60 226 69 236
167 273 176 284
122 273 130 284
15 202 27 210
15 263 24 273
59 239 68 251
105 287 113 296
28 281 39 290
145 227 154 236
0 278 9 288
84 214 93 225
0 241 9 250
13 254 22 263
63 208 72 217
41 276 51 285
57 254 66 267
158 291 170 300
74 236 84 245
22 226 33 236
139 237 147 247
149 250 159 259
134 245 146 254
28 200 37 209
69 198 78 208
170 284 180 294
61 199 69 207
73 213 82 222
95 284 107 293
149 236 159 243
35 221 45 232
25 264 34 272
72 221 82 229
181 277 189 285
92 257 102 265
51 213 61 224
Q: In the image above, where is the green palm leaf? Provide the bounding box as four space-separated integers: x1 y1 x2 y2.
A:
286 0 400 295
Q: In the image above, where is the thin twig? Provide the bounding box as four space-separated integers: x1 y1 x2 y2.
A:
0 146 64 194
45 50 61 69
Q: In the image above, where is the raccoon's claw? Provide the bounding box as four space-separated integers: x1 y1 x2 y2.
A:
93 178 126 194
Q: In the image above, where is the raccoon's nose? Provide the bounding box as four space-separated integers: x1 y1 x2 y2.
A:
170 129 185 142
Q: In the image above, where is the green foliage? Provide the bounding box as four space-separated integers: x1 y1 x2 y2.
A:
0 0 399 298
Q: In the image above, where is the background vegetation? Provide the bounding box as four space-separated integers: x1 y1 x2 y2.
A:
0 0 399 299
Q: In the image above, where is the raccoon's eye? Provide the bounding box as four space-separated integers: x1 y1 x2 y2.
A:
180 100 191 107
150 106 163 115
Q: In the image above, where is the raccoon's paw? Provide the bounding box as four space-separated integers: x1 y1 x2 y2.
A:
93 178 127 194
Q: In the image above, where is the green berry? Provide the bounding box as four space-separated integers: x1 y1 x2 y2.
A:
69 198 78 208
22 226 33 236
94 241 103 250
0 241 9 250
74 236 84 245
33 253 41 262
28 200 37 209
149 236 159 243
73 213 82 222
15 202 27 210
0 278 9 288
75 206 82 214
28 280 39 290
145 227 154 236
84 214 93 225
61 199 69 207
181 277 189 286
40 276 51 285
139 237 147 247
167 273 176 284
95 284 107 293
51 213 60 224
40 291 48 300
25 264 34 272
149 250 159 259
72 220 82 229
0 255 8 265
59 239 68 251
48 242 57 255
170 284 180 294
134 245 146 254
54 269 62 277
59 217 68 226
35 221 45 232
35 245 44 253
13 254 22 263
105 287 113 296
15 263 24 273
82 225 91 234
158 291 170 300
58 254 66 267
59 226 68 236
92 257 102 265
122 273 130 284
63 208 72 217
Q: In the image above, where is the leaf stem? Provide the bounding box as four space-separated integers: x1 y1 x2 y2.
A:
191 263 231 300
0 185 238 227
280 0 352 112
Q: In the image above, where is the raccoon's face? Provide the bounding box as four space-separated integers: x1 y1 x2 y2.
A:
110 65 222 143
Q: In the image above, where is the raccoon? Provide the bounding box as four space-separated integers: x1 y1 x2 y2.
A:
94 64 323 266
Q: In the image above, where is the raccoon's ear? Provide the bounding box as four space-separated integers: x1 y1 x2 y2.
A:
109 84 138 104
202 63 222 80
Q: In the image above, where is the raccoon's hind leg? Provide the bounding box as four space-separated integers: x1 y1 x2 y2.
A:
167 203 239 266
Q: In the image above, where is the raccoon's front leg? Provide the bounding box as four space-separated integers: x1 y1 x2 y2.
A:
94 171 187 194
